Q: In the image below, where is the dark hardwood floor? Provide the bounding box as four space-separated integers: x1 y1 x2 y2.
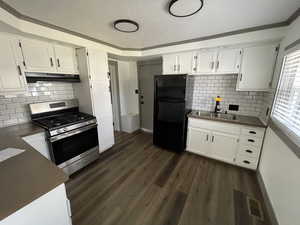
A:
66 131 270 225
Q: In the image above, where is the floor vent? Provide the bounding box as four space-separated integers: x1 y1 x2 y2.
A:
247 197 264 221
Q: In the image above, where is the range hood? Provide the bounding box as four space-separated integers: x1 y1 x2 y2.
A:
26 72 80 83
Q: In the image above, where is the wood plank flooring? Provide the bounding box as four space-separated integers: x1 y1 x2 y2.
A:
66 131 270 225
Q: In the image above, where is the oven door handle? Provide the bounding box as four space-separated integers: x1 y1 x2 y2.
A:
49 124 98 142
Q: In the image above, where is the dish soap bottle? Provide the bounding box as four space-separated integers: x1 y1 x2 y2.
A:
214 96 222 114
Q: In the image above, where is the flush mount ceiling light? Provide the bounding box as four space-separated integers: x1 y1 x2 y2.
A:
113 19 139 33
168 0 204 17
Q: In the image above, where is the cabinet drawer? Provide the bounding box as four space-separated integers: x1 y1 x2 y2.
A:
237 145 260 158
188 118 240 134
240 136 263 147
236 154 258 170
241 127 265 138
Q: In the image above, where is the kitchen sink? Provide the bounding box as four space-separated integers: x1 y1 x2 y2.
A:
193 111 237 121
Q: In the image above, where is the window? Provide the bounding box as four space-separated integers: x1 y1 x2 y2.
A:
272 49 300 142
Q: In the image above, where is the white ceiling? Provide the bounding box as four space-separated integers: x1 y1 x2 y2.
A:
3 0 300 49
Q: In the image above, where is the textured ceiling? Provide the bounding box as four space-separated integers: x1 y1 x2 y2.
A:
3 0 300 49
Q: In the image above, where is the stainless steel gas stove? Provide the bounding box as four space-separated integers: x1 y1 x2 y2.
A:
29 99 99 175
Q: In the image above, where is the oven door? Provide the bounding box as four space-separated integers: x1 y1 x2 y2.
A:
49 124 99 166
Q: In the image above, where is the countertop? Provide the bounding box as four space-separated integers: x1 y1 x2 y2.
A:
0 122 68 221
187 111 267 128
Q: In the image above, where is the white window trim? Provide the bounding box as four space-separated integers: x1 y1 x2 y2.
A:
271 45 300 148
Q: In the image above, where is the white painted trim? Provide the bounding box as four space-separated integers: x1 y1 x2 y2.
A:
141 128 153 133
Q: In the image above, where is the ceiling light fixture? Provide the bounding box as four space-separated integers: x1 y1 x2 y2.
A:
168 0 204 17
113 19 139 33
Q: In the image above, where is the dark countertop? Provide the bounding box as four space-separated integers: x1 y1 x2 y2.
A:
0 122 68 220
187 111 267 128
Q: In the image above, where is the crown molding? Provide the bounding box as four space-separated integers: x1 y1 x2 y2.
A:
0 0 299 52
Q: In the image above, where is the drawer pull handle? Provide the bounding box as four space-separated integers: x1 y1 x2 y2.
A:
249 131 256 134
246 150 253 153
248 139 255 142
243 160 250 164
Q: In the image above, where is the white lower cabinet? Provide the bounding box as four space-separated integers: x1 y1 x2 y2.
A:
0 184 72 225
187 127 210 156
186 118 265 170
210 131 239 164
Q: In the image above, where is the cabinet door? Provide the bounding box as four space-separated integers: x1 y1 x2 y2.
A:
54 45 78 74
163 54 178 74
197 50 217 74
20 38 56 73
236 44 278 91
216 48 242 74
178 52 193 74
186 127 211 156
0 36 27 93
210 131 239 163
88 49 115 152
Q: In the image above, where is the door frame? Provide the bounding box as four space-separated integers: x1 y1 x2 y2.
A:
137 58 162 132
108 60 122 131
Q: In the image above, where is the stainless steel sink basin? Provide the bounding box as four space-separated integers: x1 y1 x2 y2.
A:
193 111 237 121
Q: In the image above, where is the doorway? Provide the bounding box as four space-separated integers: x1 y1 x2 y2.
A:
108 60 121 131
137 58 162 132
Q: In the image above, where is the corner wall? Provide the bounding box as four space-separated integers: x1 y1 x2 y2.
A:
259 16 300 225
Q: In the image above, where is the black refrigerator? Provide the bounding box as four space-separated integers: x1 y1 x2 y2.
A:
153 74 187 152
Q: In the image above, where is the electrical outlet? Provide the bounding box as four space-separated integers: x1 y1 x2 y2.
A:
229 104 239 111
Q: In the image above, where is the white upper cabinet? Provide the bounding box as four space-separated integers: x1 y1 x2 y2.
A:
54 45 78 74
20 38 56 73
195 49 218 74
236 44 278 91
177 52 193 74
163 52 192 74
216 48 242 74
20 38 78 74
0 36 27 94
163 54 178 74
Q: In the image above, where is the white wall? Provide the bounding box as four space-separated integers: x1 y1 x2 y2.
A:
259 17 300 225
117 61 139 116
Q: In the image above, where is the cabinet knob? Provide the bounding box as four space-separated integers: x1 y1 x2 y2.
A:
57 59 61 67
50 58 54 67
243 160 250 164
249 131 256 134
248 139 255 143
240 73 243 81
246 150 253 153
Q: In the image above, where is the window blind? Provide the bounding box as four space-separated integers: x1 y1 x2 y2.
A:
272 49 300 138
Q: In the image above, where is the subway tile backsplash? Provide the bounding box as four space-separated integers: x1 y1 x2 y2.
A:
186 75 269 117
0 82 74 128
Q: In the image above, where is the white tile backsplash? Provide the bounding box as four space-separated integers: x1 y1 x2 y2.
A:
186 75 271 117
0 82 74 128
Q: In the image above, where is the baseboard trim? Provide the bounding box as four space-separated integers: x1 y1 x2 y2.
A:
141 128 153 133
256 171 279 225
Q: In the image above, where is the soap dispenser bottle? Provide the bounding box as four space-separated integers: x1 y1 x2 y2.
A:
214 96 222 114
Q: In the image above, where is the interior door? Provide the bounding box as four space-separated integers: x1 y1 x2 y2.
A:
88 49 114 152
108 61 121 131
187 127 211 156
138 60 162 132
54 45 78 74
216 48 242 74
197 50 217 74
210 131 239 163
0 37 27 93
20 38 56 73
